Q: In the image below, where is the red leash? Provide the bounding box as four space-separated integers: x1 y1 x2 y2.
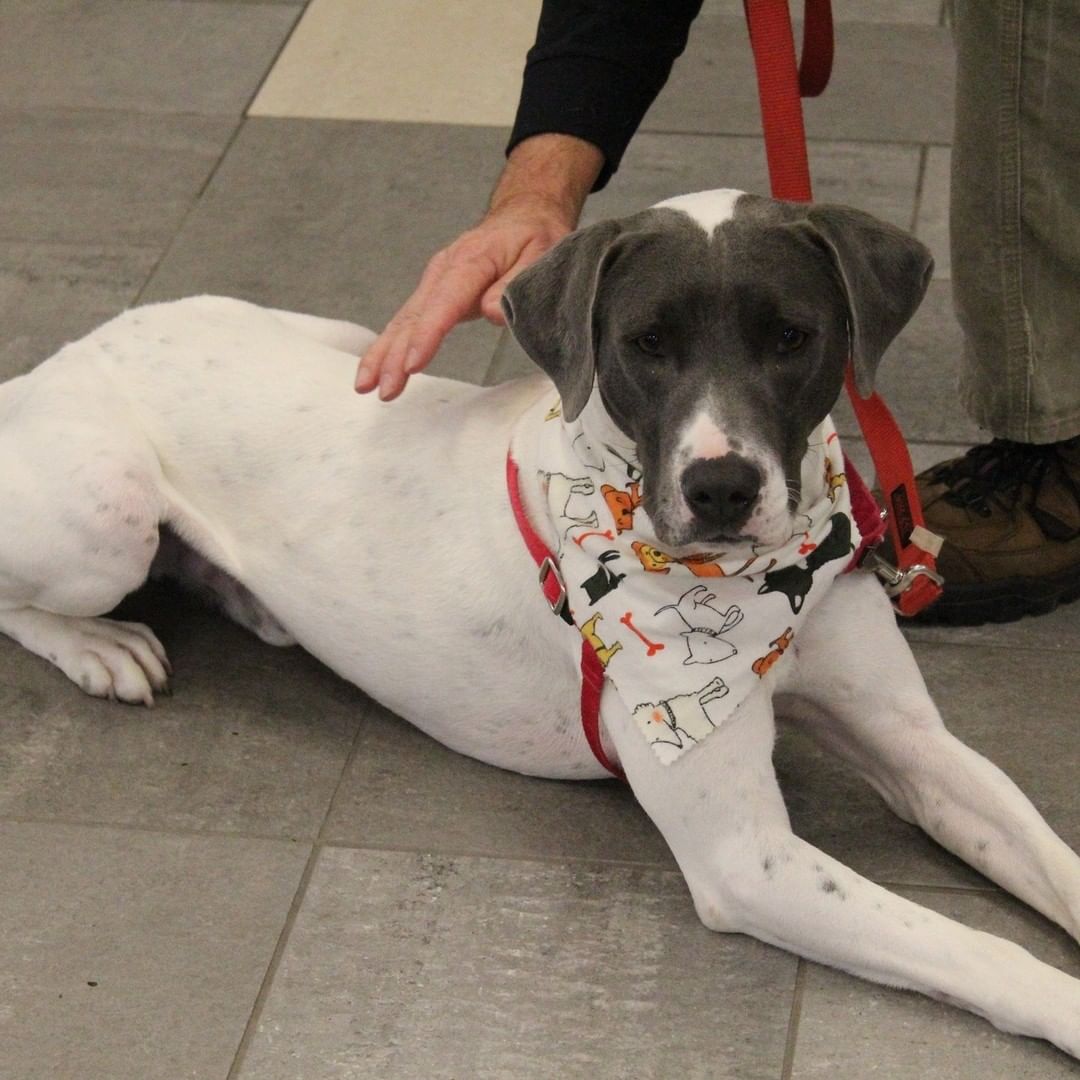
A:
743 0 943 616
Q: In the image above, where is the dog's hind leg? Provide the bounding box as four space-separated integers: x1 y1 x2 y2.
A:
602 677 1080 1057
0 371 171 704
786 573 1080 943
151 529 295 647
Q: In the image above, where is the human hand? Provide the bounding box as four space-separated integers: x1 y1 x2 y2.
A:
355 133 604 401
354 198 574 400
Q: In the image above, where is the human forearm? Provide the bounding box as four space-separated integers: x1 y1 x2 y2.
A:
489 133 605 229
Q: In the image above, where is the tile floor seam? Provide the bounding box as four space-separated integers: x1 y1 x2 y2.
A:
0 812 1001 892
780 959 807 1080
635 127 953 150
319 836 693 872
905 637 1080 657
0 813 312 845
225 840 324 1080
312 837 1003 893
226 710 368 1079
0 237 164 254
239 0 308 118
911 143 930 233
132 116 247 307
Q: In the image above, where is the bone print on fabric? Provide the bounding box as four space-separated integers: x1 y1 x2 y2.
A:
534 398 862 764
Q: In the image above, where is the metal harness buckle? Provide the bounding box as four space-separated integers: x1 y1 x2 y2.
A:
538 555 569 617
861 546 944 608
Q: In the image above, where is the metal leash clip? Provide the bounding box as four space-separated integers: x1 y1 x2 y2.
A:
861 546 945 604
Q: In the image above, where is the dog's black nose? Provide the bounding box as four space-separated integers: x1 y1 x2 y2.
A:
681 455 761 530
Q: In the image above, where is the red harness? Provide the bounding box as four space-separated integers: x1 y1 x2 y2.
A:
507 451 886 779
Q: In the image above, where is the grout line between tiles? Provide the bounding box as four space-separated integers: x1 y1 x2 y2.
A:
780 959 807 1080
129 0 305 308
0 813 316 845
225 839 324 1080
0 811 1012 893
131 116 247 307
225 714 368 1079
633 128 953 150
910 144 929 233
240 0 309 119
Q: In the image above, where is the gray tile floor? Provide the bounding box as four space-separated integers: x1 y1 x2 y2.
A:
2 2 1079 1078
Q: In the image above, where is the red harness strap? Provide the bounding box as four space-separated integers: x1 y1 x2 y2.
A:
743 0 943 616
506 454 625 779
844 453 888 565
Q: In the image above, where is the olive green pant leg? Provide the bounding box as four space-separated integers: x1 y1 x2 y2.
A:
951 0 1080 442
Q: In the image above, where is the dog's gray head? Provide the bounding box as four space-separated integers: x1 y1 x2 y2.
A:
501 189 932 551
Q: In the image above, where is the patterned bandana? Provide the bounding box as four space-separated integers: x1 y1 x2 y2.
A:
535 399 862 765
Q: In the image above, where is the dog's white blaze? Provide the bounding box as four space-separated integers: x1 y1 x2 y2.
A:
678 410 732 461
653 188 744 234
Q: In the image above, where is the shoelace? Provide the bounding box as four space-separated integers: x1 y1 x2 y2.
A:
934 439 1059 517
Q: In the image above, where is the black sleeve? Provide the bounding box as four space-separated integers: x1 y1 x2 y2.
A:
506 0 705 191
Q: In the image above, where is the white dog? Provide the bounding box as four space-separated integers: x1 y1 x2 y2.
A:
2 190 1078 1057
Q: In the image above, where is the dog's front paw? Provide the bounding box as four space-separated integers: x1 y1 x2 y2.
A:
55 616 172 706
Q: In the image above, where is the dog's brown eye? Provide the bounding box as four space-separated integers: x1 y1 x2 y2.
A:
777 327 808 354
635 333 663 357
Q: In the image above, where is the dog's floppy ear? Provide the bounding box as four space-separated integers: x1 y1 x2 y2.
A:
501 218 624 420
804 204 934 397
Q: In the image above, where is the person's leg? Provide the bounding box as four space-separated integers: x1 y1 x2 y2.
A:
952 0 1080 440
914 0 1080 624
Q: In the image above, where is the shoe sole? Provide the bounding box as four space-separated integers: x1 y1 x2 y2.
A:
909 564 1080 626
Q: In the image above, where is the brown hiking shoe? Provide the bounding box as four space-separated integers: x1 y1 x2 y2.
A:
911 437 1080 624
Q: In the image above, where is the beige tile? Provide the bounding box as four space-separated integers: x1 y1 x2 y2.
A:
791 886 1080 1076
915 145 952 279
251 0 542 125
0 820 307 1080
237 847 796 1079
